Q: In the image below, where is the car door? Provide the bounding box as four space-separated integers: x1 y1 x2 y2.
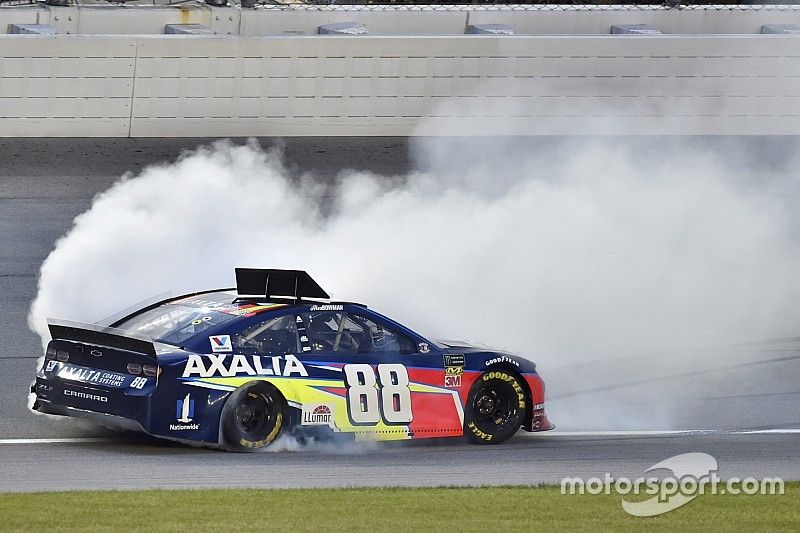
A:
294 308 464 440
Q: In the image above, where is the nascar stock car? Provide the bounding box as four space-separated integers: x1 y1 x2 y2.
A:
32 268 553 450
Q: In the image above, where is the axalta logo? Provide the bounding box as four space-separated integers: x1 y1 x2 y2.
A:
64 389 108 403
182 353 308 378
58 366 127 387
301 404 336 428
309 304 344 311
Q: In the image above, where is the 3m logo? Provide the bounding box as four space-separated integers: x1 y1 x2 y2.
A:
444 374 462 388
209 335 232 353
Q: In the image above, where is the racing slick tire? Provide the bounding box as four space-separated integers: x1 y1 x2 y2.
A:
221 382 285 451
464 370 527 445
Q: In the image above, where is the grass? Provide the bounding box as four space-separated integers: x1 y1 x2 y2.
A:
0 484 797 532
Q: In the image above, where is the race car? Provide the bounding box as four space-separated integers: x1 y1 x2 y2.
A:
32 268 553 450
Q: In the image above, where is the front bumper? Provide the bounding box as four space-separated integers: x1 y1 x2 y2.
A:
522 372 555 432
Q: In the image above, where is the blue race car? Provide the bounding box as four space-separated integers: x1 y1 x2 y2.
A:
32 268 552 450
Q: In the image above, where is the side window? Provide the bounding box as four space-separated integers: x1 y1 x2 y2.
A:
232 315 299 355
351 313 416 355
300 312 415 355
300 312 367 353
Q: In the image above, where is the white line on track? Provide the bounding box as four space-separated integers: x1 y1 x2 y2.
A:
733 429 800 435
0 438 110 445
0 429 798 445
544 430 714 437
544 429 800 437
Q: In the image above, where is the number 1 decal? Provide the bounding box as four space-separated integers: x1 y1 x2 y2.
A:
343 364 413 425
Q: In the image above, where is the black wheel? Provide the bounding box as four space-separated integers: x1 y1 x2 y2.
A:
464 370 527 444
221 383 284 451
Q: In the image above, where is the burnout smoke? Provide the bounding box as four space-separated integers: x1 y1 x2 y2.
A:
28 137 800 430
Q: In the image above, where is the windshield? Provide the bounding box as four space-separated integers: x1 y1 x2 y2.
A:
115 292 285 346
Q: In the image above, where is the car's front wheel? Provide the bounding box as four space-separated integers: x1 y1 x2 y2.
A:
221 382 285 451
464 370 527 444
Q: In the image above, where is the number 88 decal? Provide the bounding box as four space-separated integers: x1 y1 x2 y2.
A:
343 364 413 425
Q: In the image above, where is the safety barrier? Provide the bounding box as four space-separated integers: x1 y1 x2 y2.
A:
1 6 799 136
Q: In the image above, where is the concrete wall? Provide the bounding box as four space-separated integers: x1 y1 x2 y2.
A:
1 6 799 137
0 36 135 136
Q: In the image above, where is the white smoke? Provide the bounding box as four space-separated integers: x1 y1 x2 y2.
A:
28 137 800 430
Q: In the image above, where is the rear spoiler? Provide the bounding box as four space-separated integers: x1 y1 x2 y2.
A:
47 320 156 358
236 268 329 302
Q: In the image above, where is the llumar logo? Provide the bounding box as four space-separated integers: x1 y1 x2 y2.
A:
301 404 336 428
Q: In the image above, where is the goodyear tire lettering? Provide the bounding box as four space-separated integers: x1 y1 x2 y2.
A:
466 370 528 445
484 371 525 408
483 371 511 382
467 421 492 442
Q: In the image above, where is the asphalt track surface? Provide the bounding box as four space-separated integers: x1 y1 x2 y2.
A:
1 137 799 493
1 431 799 492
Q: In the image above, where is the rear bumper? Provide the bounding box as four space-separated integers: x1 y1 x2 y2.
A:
33 397 147 434
33 360 227 445
32 362 154 433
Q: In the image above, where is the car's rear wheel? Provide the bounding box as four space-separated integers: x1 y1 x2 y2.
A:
221 382 284 451
464 370 527 444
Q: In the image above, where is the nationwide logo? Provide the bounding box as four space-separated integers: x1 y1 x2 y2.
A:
170 422 200 431
301 404 335 428
171 393 199 430
175 393 194 422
